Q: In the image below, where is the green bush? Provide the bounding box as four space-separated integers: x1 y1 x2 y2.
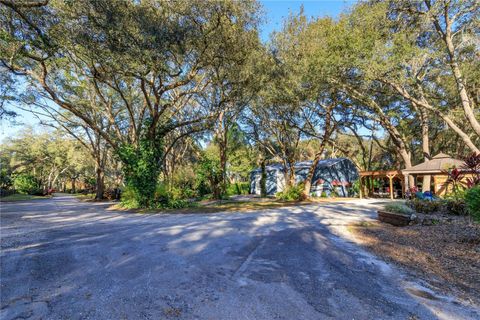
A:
117 131 164 208
0 169 12 189
121 184 190 210
465 186 480 221
154 184 189 209
180 188 197 199
442 198 469 216
226 182 250 196
226 184 236 196
13 174 41 195
195 154 222 199
165 198 189 209
171 165 197 197
276 183 306 201
331 188 340 197
120 186 140 209
407 197 470 216
384 203 415 215
407 199 442 214
442 190 469 215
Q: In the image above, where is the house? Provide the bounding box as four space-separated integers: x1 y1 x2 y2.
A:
402 153 471 196
249 158 359 197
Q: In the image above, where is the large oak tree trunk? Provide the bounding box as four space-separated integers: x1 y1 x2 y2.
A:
51 167 68 191
420 110 431 192
71 177 76 193
95 163 105 200
303 155 320 198
219 134 228 197
399 149 415 188
302 103 335 198
260 158 267 197
288 161 296 187
283 158 295 189
215 110 228 198
47 167 55 191
303 143 327 198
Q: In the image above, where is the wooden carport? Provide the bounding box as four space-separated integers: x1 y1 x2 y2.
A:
359 170 404 200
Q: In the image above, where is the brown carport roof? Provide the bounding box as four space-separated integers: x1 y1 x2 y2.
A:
402 153 465 175
359 170 402 177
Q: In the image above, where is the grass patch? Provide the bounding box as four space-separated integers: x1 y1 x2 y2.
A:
109 199 314 214
383 202 415 215
72 193 96 201
346 221 380 233
0 194 49 202
355 221 378 228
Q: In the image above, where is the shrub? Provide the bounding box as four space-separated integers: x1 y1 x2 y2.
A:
226 182 250 196
154 184 190 209
120 186 139 209
195 154 222 199
171 165 197 196
165 198 189 209
117 134 164 208
442 198 468 216
13 174 41 195
465 186 480 221
407 199 442 214
164 185 197 200
121 184 191 210
104 189 121 200
462 152 480 188
442 189 469 216
238 182 250 195
226 184 236 196
276 183 306 201
331 188 340 197
180 188 197 199
0 188 15 197
0 169 12 189
384 203 415 215
195 179 211 197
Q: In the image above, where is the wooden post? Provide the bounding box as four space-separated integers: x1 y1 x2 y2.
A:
359 176 363 199
404 174 409 198
387 174 395 200
400 176 405 198
370 177 375 197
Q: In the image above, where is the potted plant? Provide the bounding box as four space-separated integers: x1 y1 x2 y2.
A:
378 203 417 226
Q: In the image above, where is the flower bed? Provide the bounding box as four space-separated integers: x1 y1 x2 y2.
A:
377 203 416 226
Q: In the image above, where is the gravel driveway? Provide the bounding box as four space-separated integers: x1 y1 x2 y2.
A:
1 194 478 319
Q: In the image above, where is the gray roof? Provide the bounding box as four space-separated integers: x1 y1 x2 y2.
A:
402 153 465 174
294 158 345 169
251 158 347 173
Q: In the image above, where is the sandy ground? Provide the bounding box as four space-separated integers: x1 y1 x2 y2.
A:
350 218 480 305
1 194 479 319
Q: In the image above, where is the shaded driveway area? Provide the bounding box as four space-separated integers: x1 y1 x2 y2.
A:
1 195 478 319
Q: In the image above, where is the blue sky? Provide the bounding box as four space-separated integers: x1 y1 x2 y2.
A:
259 0 355 41
1 1 356 143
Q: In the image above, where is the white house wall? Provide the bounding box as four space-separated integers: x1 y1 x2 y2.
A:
276 172 286 194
